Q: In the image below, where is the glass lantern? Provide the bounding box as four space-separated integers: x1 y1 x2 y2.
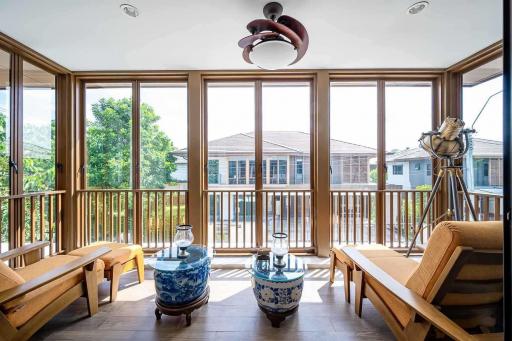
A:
271 232 289 267
175 224 194 258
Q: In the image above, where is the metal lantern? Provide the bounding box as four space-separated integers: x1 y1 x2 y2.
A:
175 224 194 258
271 232 288 267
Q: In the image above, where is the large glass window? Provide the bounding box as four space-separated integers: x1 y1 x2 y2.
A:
0 50 9 196
385 81 432 190
262 82 310 188
139 83 187 189
207 82 255 188
330 82 377 189
22 61 56 192
85 83 132 189
463 57 503 194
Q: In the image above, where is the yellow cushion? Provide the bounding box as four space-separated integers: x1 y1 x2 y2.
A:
333 244 403 269
405 221 503 300
3 255 104 328
364 256 419 327
69 242 142 269
0 261 25 292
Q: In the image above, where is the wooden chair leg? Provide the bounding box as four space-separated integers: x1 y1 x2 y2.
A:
353 269 364 317
329 251 336 284
135 252 144 283
341 262 351 303
110 262 122 303
84 261 99 316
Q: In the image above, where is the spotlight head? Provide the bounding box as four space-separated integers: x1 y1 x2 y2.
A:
419 118 474 160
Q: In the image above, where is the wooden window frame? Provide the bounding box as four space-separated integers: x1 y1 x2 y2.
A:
78 79 189 191
0 33 68 253
203 77 315 249
329 75 442 244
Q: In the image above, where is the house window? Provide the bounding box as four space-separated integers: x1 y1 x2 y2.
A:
208 160 219 184
229 161 237 184
414 163 421 171
296 160 303 175
270 160 278 184
392 165 403 175
238 160 246 184
262 160 267 184
249 160 255 184
279 160 287 184
426 163 432 176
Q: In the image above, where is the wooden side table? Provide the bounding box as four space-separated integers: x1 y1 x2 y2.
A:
155 286 209 326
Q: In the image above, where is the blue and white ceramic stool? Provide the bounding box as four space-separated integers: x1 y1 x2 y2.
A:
250 253 305 327
147 245 212 326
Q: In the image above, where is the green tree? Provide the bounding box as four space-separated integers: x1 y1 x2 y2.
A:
23 121 56 192
87 98 176 189
0 112 8 195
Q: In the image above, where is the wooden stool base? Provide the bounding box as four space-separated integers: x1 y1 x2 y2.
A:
258 304 299 328
155 286 210 326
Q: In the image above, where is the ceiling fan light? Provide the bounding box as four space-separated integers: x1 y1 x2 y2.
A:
250 40 297 70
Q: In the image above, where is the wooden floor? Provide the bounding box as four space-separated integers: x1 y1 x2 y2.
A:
33 269 394 341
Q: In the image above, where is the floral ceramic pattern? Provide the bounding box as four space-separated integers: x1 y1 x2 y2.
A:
153 247 211 306
252 276 304 313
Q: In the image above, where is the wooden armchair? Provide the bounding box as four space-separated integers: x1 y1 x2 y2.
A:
0 241 110 341
330 221 504 340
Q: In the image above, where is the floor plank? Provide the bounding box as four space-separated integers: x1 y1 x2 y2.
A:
32 269 394 340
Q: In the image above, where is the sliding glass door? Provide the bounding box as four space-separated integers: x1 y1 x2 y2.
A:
330 79 435 248
205 79 313 250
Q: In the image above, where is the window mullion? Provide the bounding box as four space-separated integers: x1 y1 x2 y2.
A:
255 80 263 247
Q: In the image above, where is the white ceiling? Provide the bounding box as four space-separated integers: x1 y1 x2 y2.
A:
0 0 502 71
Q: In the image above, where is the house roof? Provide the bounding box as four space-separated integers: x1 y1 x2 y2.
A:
386 138 503 162
174 131 376 156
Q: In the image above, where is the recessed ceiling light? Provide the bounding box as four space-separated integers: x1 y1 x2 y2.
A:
120 3 139 18
407 1 429 15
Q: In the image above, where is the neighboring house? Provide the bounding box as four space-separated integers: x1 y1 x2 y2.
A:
172 131 376 189
386 138 503 191
386 148 433 189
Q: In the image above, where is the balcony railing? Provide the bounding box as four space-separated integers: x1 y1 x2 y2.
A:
330 189 503 249
77 189 188 250
206 189 313 251
75 188 502 253
0 190 65 256
459 191 503 221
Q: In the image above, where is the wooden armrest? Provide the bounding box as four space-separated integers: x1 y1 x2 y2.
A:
0 241 50 262
343 247 478 341
0 247 110 305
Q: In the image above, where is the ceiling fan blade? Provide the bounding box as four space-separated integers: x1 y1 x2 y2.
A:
238 32 280 48
242 46 253 64
246 19 302 46
277 15 309 64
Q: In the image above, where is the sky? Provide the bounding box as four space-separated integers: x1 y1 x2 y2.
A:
463 76 503 142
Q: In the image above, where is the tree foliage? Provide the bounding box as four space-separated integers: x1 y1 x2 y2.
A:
86 97 176 189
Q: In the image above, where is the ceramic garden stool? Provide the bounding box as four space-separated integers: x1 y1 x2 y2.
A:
147 245 211 326
250 253 305 327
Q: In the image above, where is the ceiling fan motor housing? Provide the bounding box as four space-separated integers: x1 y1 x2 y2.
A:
238 2 309 69
263 2 283 21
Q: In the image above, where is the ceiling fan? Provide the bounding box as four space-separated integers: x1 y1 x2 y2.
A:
238 2 309 70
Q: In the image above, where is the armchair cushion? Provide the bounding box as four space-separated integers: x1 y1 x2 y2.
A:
0 262 25 292
405 221 503 299
69 242 142 269
333 243 403 267
2 255 105 328
363 256 419 327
